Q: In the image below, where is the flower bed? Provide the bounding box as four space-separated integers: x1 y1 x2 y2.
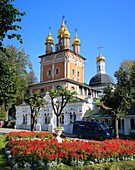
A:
5 132 135 169
6 131 55 140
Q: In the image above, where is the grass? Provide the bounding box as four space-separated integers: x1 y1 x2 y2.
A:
0 135 135 170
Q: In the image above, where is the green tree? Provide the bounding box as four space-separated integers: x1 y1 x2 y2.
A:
50 85 76 128
0 45 32 109
0 105 8 121
102 65 135 138
24 91 45 131
0 56 17 109
0 0 25 50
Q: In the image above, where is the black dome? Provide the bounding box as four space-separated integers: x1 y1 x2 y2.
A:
89 73 114 87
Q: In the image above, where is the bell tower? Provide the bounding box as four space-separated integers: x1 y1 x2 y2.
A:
56 16 70 51
37 17 89 100
45 27 54 54
96 46 106 74
72 28 81 54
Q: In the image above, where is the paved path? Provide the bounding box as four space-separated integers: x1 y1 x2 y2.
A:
0 128 28 135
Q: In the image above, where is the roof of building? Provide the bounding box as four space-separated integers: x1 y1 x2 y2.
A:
38 49 86 60
83 109 109 118
89 73 114 87
28 78 91 89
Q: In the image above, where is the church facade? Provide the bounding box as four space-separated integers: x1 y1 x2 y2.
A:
28 17 97 100
15 17 135 135
16 17 96 133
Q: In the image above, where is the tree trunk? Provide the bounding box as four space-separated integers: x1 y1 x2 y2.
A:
115 116 119 138
56 115 60 128
31 114 35 131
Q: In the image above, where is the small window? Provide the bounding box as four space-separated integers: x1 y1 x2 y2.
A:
60 113 64 123
72 69 75 75
23 114 27 124
70 112 76 123
56 68 59 75
47 69 51 77
71 86 75 90
77 71 79 77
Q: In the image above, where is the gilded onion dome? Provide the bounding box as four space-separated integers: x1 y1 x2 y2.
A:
58 16 70 38
45 27 54 44
63 28 70 38
72 29 80 45
96 52 105 62
58 18 66 37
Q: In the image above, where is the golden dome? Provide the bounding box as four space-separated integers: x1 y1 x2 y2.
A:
45 33 54 44
96 53 105 62
72 35 80 45
58 16 70 38
63 28 70 38
58 20 66 36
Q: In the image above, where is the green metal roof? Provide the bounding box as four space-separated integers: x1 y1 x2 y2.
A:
84 109 109 118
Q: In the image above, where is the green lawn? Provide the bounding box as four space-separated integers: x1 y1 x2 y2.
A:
0 135 135 170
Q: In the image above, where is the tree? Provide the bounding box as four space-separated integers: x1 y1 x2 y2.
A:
50 85 77 128
0 55 17 109
27 70 38 84
24 91 45 131
0 45 32 109
0 0 25 50
102 65 135 138
0 105 8 121
121 60 135 72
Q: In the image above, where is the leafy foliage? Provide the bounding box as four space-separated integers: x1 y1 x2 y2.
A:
24 91 45 131
0 105 8 120
50 85 77 127
0 55 17 109
0 0 25 50
102 63 135 138
121 59 135 72
0 45 32 109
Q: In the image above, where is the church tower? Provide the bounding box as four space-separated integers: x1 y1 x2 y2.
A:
89 49 114 97
96 52 106 74
72 29 81 54
30 17 91 100
45 27 54 54
56 16 70 51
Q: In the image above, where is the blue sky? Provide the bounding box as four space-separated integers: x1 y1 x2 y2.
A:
4 0 135 84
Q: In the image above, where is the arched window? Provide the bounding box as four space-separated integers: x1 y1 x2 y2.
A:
72 69 75 75
47 69 51 77
44 113 50 124
60 113 64 124
56 68 59 75
45 114 47 123
23 114 27 124
70 112 76 123
71 86 75 91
